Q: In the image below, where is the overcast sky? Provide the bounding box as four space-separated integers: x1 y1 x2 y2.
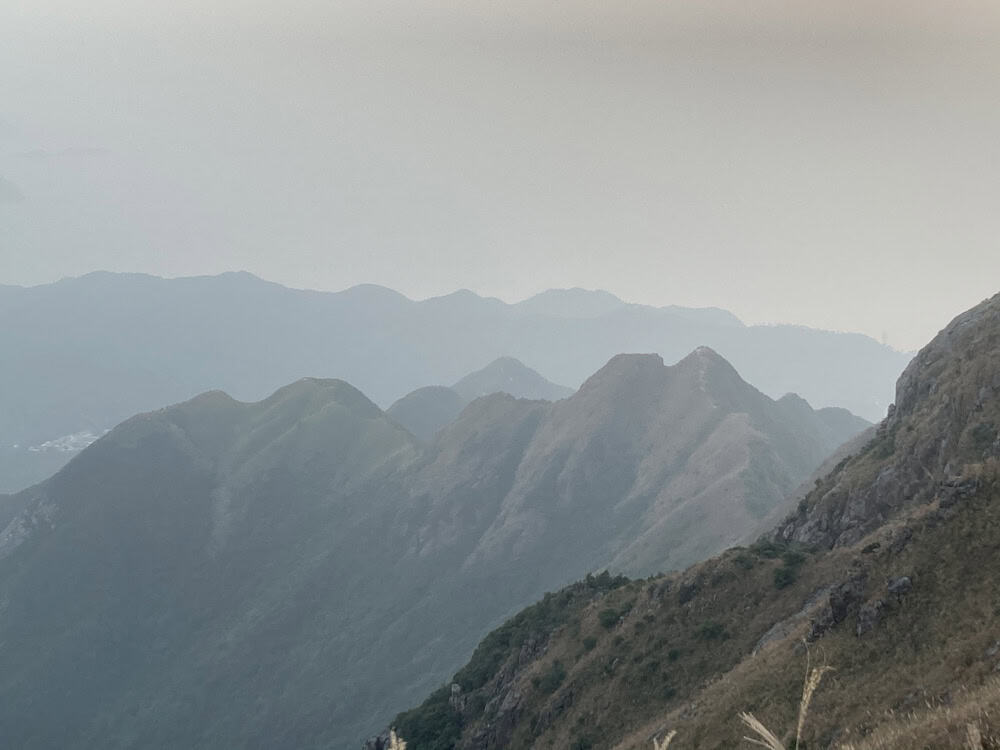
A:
2 1 999 350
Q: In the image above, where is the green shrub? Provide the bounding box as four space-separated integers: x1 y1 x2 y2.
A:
750 539 786 559
598 608 621 629
774 565 798 589
532 660 566 694
582 636 598 652
697 622 728 641
393 686 462 750
781 549 806 567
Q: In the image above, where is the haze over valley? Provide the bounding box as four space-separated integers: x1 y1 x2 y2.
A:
2 2 1000 748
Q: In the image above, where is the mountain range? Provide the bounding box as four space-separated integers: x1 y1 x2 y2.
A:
0 271 908 492
386 291 1000 749
0 348 866 749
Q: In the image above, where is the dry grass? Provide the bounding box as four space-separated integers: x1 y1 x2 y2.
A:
740 711 786 750
740 651 833 749
835 676 1000 749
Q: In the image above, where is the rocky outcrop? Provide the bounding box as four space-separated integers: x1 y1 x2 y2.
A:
458 634 550 750
807 574 867 641
776 292 1000 550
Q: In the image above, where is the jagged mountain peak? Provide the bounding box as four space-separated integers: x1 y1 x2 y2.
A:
674 345 742 380
577 348 749 406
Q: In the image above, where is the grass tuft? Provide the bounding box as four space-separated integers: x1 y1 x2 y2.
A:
740 649 833 749
740 711 785 749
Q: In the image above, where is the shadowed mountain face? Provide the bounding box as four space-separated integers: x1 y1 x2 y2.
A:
0 271 906 491
387 358 574 440
387 385 468 441
388 293 1000 750
0 349 866 749
452 357 574 403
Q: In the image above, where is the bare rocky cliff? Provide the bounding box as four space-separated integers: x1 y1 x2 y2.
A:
777 291 1000 548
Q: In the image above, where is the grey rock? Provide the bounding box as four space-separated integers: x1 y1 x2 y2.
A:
756 585 833 652
940 477 979 509
808 575 866 641
449 682 466 713
856 599 886 636
362 730 392 750
887 576 912 596
888 527 913 555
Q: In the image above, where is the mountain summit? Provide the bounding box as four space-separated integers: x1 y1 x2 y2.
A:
452 357 574 402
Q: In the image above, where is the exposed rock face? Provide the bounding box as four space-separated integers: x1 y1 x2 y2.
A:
887 575 912 596
777 292 1000 549
362 730 393 750
807 574 867 641
856 599 886 636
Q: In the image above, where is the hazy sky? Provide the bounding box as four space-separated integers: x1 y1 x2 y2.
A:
2 1 999 350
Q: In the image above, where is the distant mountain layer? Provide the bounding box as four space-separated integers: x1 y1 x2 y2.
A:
387 385 468 442
0 271 906 491
452 357 574 402
0 349 866 749
388 358 574 440
387 293 1000 750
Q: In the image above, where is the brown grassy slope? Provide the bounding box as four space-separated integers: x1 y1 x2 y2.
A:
389 292 1000 750
433 464 996 749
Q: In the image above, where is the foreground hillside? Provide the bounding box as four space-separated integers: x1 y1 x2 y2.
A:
0 271 905 491
384 292 1000 749
0 351 862 749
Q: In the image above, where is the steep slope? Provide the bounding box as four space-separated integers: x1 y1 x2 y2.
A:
0 272 905 491
387 386 468 441
0 380 424 750
389 292 1000 750
0 351 867 749
450 349 866 578
387 358 574 441
452 357 574 403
